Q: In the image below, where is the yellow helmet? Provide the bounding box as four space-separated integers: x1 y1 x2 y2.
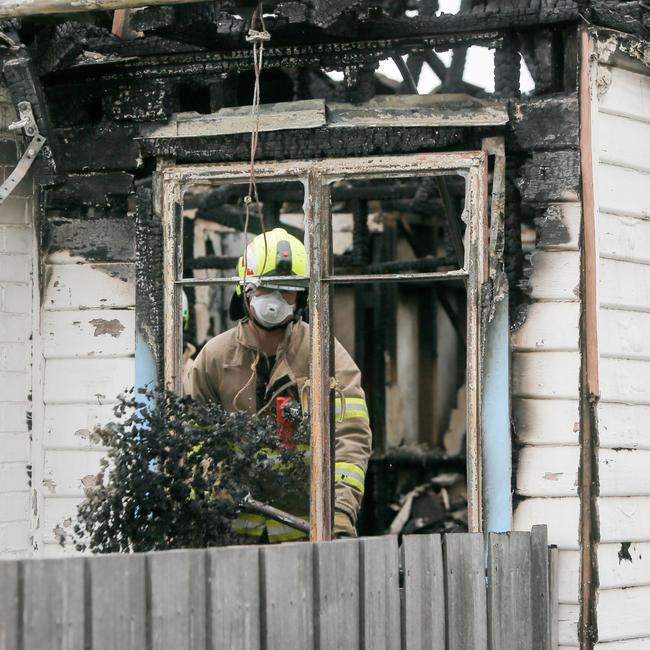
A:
235 228 308 295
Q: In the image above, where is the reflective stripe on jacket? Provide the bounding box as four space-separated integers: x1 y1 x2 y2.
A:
186 318 372 524
232 512 308 543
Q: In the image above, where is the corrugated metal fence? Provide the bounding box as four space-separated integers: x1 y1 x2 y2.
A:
0 526 557 650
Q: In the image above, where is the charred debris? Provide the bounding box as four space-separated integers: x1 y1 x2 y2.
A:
1 0 647 535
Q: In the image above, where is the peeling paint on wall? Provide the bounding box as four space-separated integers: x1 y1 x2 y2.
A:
89 318 124 338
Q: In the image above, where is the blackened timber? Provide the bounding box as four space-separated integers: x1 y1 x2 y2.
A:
424 50 449 83
54 123 140 172
46 33 502 84
185 255 238 270
588 1 650 39
103 79 174 123
136 186 164 383
358 5 580 39
84 34 209 58
494 32 521 99
392 55 418 94
33 21 107 75
44 172 133 208
47 4 582 83
44 216 135 262
436 177 465 266
509 96 579 152
194 202 304 240
517 150 581 205
141 127 466 165
55 125 464 172
336 256 457 276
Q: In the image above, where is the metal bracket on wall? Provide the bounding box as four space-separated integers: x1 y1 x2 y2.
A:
0 101 46 204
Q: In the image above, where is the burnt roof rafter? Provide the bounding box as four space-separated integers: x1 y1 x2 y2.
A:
37 1 590 83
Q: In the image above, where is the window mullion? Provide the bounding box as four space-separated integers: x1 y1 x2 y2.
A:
307 169 334 542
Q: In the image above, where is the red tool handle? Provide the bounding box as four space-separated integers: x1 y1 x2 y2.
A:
275 396 295 448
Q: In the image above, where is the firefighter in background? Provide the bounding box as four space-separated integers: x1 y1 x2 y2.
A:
187 228 372 541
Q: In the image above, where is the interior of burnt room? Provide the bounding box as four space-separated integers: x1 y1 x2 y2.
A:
180 172 471 536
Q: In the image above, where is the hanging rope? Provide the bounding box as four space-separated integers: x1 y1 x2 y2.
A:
237 2 272 395
242 2 271 286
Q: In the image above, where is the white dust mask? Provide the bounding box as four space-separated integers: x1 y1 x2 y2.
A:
249 291 294 329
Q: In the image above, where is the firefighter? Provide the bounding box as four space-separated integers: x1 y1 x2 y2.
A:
187 227 372 542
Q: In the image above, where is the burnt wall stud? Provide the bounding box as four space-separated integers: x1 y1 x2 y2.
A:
494 32 521 99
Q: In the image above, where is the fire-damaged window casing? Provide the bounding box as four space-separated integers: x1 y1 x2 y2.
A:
158 149 500 539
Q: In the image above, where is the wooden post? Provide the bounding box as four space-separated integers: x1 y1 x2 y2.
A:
578 29 599 650
465 155 488 532
307 169 333 542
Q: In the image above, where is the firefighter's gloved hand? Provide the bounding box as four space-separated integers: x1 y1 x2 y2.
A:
334 510 357 538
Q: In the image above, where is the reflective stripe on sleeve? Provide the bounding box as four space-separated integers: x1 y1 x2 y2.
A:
231 512 265 537
266 518 309 543
334 397 370 422
334 461 366 493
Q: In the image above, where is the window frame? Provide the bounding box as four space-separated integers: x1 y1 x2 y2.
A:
158 151 489 540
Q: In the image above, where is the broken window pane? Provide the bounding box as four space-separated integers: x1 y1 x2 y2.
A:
181 180 307 345
329 174 467 278
326 174 470 536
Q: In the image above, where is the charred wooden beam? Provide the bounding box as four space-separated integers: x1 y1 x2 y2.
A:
140 126 466 166
33 21 112 75
436 176 464 266
517 150 580 205
44 215 135 262
195 202 304 240
53 122 140 172
494 32 521 99
336 256 457 276
44 171 133 208
424 49 449 82
509 96 579 152
52 123 466 173
392 55 418 94
44 32 502 85
357 4 580 40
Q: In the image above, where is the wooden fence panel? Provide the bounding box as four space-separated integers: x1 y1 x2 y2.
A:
23 558 85 650
262 541 314 650
360 535 401 650
402 534 445 649
314 538 360 650
208 545 261 650
88 553 146 650
488 532 533 650
530 525 550 650
445 532 488 650
148 549 206 650
0 528 555 650
0 560 20 650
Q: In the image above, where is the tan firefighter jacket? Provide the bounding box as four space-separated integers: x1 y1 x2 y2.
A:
186 318 372 540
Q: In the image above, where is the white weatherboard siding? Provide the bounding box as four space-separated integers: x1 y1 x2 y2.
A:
37 253 135 555
0 86 36 556
593 48 650 644
513 189 582 642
